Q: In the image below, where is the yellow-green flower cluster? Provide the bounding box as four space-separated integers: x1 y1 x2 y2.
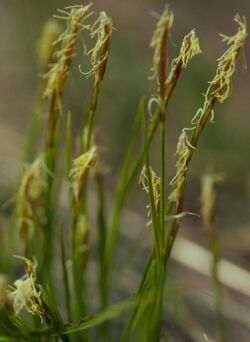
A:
172 29 201 69
139 165 160 225
168 130 192 203
81 11 113 83
9 258 45 319
43 4 93 107
149 5 173 85
16 155 46 244
70 145 97 195
206 14 247 103
36 19 62 72
201 173 224 227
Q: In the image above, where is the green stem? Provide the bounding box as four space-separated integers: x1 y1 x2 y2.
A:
96 171 108 308
60 225 72 322
42 117 61 284
105 60 184 277
160 119 166 245
85 82 100 151
23 108 41 163
210 232 227 342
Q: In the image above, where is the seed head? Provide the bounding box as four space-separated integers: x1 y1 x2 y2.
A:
16 156 46 205
43 4 93 107
81 11 113 83
171 29 201 69
188 15 247 145
168 130 193 203
9 257 44 318
201 173 224 227
16 155 47 244
70 145 98 200
70 146 97 184
149 4 173 96
206 14 247 103
164 29 201 103
37 19 62 72
139 165 160 226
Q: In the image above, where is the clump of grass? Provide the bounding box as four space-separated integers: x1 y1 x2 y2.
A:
0 3 247 342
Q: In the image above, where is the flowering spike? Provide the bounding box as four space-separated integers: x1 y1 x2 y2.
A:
163 29 201 104
43 4 93 105
70 145 97 186
9 258 45 319
80 11 113 83
206 14 247 103
36 19 62 72
168 130 191 203
16 155 47 253
171 29 201 69
201 173 224 227
168 15 247 212
69 146 98 232
149 4 173 97
139 165 160 225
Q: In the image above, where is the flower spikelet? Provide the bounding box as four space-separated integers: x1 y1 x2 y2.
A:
168 130 192 202
201 173 224 226
43 4 93 105
37 19 62 72
206 14 247 103
16 155 46 205
9 258 44 318
70 146 97 185
139 165 160 225
16 155 47 242
149 5 173 83
70 145 98 203
171 29 201 69
81 11 113 82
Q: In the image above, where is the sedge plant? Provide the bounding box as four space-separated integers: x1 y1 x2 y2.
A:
0 3 247 342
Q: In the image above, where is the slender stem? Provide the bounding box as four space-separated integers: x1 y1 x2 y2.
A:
85 82 100 151
159 119 166 245
60 225 72 322
209 230 227 342
145 155 161 264
95 170 108 308
122 108 169 341
42 115 61 283
106 61 183 275
23 108 41 163
95 171 111 341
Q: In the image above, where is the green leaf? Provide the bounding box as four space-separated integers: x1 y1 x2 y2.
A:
31 299 133 337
